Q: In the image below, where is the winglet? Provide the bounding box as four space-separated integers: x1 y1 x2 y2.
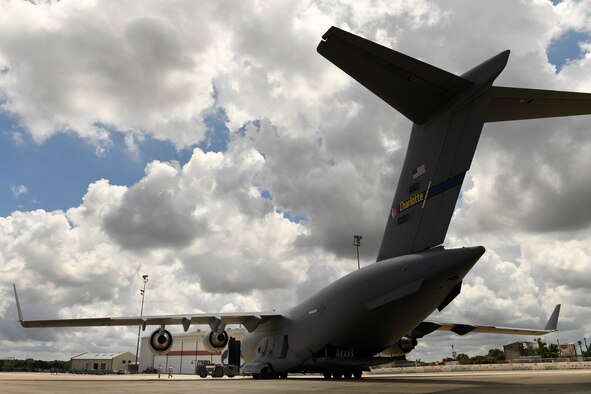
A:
544 304 561 331
13 284 24 323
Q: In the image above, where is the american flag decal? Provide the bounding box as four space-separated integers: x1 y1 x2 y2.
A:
412 164 426 179
391 207 398 218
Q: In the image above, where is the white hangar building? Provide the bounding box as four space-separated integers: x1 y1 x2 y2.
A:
71 351 136 372
138 328 245 374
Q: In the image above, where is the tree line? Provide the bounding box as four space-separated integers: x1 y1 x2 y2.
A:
1 358 70 372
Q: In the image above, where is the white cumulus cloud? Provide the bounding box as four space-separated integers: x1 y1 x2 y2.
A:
0 0 590 362
10 184 28 198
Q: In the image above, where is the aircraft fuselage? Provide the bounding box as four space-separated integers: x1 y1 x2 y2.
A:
241 246 485 374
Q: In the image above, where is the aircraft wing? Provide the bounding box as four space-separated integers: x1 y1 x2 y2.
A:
13 284 280 333
486 87 591 122
409 304 561 338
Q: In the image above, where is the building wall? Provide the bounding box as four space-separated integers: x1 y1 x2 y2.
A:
504 343 522 361
560 343 577 357
113 352 136 371
71 358 110 371
139 329 245 374
503 342 535 362
71 351 136 372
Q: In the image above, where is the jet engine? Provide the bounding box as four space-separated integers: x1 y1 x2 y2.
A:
148 328 174 355
382 337 418 356
202 330 229 353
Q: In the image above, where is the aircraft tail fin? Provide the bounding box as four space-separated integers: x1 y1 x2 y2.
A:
544 304 561 331
318 27 511 261
319 27 591 262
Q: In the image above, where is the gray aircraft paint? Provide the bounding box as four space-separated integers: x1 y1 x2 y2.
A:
14 26 590 377
243 246 485 373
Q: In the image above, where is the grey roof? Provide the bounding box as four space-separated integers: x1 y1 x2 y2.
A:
71 352 128 360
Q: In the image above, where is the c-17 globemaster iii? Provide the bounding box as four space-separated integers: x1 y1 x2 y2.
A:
15 26 591 379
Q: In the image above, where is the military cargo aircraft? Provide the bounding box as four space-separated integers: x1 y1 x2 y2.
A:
16 26 591 379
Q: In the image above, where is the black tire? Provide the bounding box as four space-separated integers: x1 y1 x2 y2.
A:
333 370 343 379
213 365 224 378
259 366 270 380
353 369 362 379
280 372 288 379
323 371 331 379
197 366 207 378
252 373 259 380
344 371 353 379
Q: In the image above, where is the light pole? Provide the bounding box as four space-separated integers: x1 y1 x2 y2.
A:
353 235 362 270
134 275 149 371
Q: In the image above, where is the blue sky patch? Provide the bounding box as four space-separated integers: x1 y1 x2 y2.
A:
278 209 308 223
260 189 272 200
237 119 261 138
1 129 174 215
0 105 232 216
198 107 230 153
547 30 591 72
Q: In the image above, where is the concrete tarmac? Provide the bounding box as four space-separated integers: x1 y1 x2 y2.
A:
1 370 590 393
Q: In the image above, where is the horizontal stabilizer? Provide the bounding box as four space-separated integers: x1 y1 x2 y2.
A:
317 26 473 125
486 87 591 122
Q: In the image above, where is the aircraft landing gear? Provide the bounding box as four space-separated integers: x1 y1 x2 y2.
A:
252 366 285 379
322 368 362 380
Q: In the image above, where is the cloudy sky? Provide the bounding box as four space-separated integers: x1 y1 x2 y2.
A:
1 0 590 363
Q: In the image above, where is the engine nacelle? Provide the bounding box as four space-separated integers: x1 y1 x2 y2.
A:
382 337 418 356
149 329 174 355
202 330 229 353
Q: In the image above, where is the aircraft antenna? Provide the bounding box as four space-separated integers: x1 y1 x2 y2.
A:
353 235 362 270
